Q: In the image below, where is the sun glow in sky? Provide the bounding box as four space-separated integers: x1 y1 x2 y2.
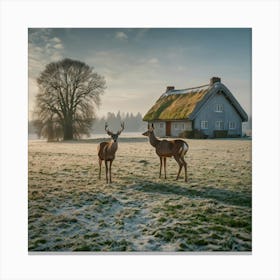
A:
28 28 251 119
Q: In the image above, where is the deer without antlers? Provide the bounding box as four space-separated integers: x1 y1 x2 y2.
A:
97 122 124 183
142 124 189 182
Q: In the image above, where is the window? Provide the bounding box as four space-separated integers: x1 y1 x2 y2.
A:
201 121 208 129
229 121 236 129
158 123 164 129
215 121 224 130
173 123 186 130
215 104 224 112
172 122 186 131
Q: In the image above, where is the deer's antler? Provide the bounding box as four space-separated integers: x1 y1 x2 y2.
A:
117 122 125 135
105 122 113 136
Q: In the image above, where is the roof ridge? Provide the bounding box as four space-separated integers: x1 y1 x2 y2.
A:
160 83 212 98
172 83 210 92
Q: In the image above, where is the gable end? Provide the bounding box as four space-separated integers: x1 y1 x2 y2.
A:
189 83 248 122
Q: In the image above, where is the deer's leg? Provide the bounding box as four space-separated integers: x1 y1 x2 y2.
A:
109 160 113 183
98 158 102 179
163 157 167 179
182 158 188 182
174 156 183 180
159 157 162 178
176 165 183 181
105 160 109 183
178 156 187 182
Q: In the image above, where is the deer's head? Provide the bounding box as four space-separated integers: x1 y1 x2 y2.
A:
142 123 154 137
105 122 124 142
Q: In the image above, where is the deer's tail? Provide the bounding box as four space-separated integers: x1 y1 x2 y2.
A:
179 142 189 157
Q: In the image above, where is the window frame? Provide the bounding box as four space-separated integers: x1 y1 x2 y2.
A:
173 123 185 130
229 121 236 130
215 104 224 112
215 120 224 130
200 120 209 130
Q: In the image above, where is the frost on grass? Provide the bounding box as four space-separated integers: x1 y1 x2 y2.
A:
28 139 252 252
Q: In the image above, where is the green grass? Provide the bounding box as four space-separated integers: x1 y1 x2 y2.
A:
28 139 252 252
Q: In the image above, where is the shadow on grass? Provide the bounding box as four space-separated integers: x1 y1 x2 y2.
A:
132 181 251 208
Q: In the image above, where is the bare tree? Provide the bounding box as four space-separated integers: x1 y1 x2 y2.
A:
34 58 106 140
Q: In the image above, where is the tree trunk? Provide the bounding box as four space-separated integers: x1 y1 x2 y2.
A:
63 122 74 140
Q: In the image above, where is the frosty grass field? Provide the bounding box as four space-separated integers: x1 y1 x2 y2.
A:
28 137 252 252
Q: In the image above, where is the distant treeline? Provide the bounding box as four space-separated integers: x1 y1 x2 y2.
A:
92 111 146 133
29 113 252 137
28 111 147 136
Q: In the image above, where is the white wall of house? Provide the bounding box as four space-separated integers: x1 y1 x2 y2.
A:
170 121 192 137
152 122 166 137
150 120 192 137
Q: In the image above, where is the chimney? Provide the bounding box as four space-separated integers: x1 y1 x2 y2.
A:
210 77 221 85
166 86 175 92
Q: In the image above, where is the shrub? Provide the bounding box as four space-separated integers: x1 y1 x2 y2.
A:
179 130 193 138
179 129 207 139
214 130 228 138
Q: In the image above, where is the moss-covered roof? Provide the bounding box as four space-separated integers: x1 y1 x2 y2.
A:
143 88 209 121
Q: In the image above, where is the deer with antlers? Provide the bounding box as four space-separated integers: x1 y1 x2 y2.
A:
97 122 124 183
142 124 189 182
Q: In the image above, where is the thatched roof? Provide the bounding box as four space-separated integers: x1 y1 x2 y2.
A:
143 82 248 122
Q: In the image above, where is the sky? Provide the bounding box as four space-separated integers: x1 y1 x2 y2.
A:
28 28 251 120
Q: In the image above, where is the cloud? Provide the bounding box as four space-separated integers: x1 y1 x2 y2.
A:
86 50 163 90
134 28 150 40
115 31 128 40
28 29 65 118
50 37 61 43
85 49 165 116
28 29 65 78
148 57 159 65
53 43 64 49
